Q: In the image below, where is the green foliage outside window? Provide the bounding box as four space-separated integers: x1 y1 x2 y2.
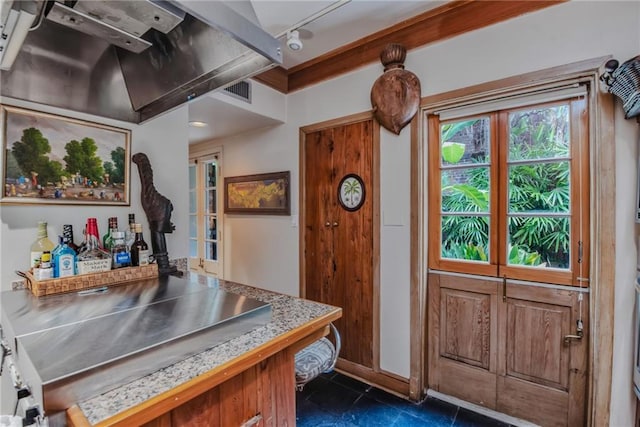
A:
440 105 571 268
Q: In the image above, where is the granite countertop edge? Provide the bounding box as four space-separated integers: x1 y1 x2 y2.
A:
77 275 337 425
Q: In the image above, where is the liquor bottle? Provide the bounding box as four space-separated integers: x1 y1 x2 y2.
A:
51 235 64 276
77 218 109 261
53 236 76 278
103 217 118 250
30 221 55 268
125 213 135 249
130 223 149 267
62 224 79 254
34 251 53 280
111 231 131 269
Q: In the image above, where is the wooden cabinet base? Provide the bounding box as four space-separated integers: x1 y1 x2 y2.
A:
145 350 294 427
68 349 295 427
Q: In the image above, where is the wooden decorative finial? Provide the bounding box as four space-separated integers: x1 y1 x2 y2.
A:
370 43 421 135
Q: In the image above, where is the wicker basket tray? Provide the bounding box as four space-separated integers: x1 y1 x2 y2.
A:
23 264 159 297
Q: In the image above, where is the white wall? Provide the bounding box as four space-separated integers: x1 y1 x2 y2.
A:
0 99 189 290
214 1 640 424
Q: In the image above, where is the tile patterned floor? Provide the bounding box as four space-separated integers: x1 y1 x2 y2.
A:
296 372 514 427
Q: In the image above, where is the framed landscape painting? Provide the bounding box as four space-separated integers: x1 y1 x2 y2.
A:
224 171 290 215
1 105 131 205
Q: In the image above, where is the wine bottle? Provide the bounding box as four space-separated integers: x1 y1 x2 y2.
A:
62 224 79 254
30 221 55 268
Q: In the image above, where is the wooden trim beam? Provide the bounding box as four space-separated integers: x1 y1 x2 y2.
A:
253 66 288 94
255 1 565 93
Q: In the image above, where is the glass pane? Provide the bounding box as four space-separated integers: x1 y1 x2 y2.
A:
189 215 197 238
189 165 196 189
207 216 217 240
206 242 217 261
441 168 489 213
509 162 570 213
189 239 197 258
440 117 490 166
189 190 196 214
206 190 216 214
509 104 570 161
508 216 570 269
441 215 489 262
206 162 216 188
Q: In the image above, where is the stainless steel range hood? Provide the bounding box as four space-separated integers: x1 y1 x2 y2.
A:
0 0 282 123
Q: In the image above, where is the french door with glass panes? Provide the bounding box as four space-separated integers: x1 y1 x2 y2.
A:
189 153 223 277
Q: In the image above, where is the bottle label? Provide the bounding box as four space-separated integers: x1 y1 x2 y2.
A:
58 254 75 277
77 259 111 274
30 251 43 268
138 249 150 266
114 251 131 267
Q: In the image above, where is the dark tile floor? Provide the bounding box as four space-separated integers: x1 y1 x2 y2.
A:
296 372 515 427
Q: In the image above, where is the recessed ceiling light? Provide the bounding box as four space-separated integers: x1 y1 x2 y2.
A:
189 121 208 128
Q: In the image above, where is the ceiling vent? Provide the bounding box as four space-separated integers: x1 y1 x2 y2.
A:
223 80 252 103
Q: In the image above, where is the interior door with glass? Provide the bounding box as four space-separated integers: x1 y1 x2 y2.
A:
189 154 223 277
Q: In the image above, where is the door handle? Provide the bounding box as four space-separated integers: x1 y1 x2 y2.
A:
564 319 584 344
563 334 583 344
332 222 339 227
325 222 331 227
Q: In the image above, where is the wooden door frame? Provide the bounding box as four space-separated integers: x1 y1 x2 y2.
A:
411 56 615 424
299 112 406 392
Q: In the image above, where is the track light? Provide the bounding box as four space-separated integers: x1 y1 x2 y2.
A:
286 30 303 52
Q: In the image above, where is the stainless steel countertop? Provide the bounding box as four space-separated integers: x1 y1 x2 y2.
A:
1 275 272 413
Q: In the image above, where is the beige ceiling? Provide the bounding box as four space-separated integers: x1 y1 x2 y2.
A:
188 0 445 144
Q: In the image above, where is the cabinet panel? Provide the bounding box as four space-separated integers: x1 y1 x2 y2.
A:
497 376 568 427
497 284 586 426
505 298 570 390
440 288 492 369
428 273 498 408
148 350 295 427
171 386 221 426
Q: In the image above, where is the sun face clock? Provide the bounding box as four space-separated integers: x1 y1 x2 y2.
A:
338 174 365 211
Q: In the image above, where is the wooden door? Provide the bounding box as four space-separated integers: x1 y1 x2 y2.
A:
496 284 588 427
304 129 335 307
427 273 588 426
303 118 375 369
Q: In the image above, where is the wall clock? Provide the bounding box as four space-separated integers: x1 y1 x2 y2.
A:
338 174 365 211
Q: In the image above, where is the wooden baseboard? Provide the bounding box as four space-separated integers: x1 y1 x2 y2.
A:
336 359 410 399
